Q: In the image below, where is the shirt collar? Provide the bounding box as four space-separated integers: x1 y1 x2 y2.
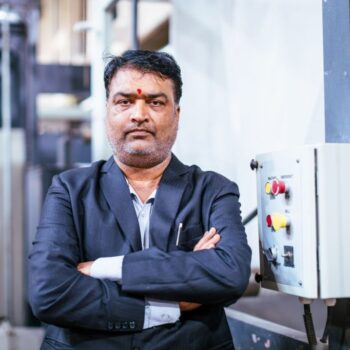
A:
126 179 157 204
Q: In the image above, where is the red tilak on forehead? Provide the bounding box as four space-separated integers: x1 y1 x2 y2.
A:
137 88 142 95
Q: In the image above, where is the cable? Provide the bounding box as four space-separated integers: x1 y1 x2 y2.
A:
320 306 333 343
242 208 258 226
303 304 317 347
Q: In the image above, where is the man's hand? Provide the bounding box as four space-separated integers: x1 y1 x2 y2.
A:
194 227 220 251
77 261 93 276
179 227 220 312
179 301 202 312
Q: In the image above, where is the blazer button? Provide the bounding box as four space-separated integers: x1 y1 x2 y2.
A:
108 322 114 330
129 321 136 329
114 322 121 330
122 321 129 329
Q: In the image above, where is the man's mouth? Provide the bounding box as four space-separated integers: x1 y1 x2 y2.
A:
126 128 154 137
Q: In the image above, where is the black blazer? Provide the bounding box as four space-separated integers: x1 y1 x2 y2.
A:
28 155 251 350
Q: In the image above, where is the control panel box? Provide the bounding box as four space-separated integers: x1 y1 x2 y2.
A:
255 144 350 299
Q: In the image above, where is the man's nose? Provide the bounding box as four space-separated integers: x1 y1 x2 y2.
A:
131 100 148 123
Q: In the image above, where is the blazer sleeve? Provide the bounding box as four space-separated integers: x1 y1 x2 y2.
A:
28 175 145 332
121 181 252 306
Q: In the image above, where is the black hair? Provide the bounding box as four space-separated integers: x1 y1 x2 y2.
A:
104 50 183 104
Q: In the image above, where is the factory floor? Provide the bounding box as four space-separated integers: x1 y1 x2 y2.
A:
230 288 327 337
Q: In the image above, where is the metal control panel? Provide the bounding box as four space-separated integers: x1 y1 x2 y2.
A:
255 144 350 299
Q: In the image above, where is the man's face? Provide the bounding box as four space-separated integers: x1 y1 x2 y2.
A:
106 68 180 168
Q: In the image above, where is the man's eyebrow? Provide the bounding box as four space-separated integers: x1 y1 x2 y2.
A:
144 93 168 100
112 92 135 99
112 92 168 100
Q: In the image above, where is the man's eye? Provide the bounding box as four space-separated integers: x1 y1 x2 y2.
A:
117 99 131 105
150 100 164 107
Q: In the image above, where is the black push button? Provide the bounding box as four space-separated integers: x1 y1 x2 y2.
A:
129 321 136 329
107 322 114 330
114 322 121 330
122 321 129 329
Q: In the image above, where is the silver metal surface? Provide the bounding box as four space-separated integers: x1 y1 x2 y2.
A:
1 5 13 321
323 1 350 142
132 0 139 49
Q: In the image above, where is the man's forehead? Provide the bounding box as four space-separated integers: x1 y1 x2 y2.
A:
109 68 174 98
111 68 168 85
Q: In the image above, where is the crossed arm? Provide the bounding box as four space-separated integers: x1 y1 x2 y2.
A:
77 227 221 312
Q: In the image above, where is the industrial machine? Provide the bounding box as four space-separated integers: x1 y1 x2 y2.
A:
0 0 91 331
252 143 350 346
253 143 350 300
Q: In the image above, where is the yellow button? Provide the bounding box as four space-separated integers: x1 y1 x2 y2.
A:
265 182 272 194
271 213 288 231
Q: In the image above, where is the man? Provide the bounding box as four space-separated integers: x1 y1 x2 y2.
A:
29 50 251 350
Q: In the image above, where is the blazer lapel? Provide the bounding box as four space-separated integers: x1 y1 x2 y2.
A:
100 157 142 251
149 155 189 251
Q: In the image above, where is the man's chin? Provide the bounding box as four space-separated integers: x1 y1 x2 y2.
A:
123 140 155 155
124 146 153 156
116 148 170 169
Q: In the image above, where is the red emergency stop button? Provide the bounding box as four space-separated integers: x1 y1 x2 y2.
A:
266 215 272 227
271 179 286 195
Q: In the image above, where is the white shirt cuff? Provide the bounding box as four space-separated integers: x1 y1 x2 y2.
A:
90 256 124 282
90 257 180 329
143 298 180 329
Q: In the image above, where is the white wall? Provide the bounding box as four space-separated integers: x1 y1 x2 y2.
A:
171 0 325 267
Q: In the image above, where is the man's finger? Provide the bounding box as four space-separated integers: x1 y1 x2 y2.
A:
194 231 211 250
200 235 220 248
179 301 202 312
206 227 217 238
194 229 220 251
195 230 218 250
199 234 221 250
210 233 221 245
77 261 92 276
